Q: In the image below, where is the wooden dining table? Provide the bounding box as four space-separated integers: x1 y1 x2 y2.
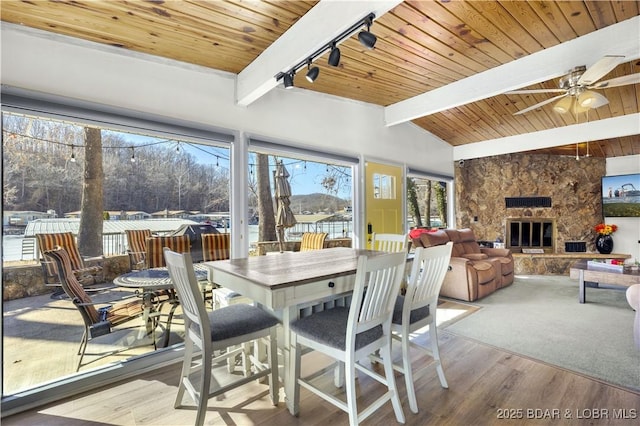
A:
203 247 394 415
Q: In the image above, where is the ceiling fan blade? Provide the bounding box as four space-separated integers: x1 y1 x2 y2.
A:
513 94 568 115
577 55 625 86
589 73 640 89
505 89 566 94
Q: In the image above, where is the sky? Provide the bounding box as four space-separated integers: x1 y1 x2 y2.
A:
116 132 351 198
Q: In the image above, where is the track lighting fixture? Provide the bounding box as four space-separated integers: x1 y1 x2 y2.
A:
358 15 377 49
328 42 341 67
275 13 376 88
283 71 295 89
306 59 319 83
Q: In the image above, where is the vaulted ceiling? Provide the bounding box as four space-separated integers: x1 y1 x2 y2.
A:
2 0 639 158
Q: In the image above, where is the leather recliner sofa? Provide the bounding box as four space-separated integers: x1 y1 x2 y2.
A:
411 228 514 301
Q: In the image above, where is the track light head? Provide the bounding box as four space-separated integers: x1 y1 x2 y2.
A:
358 16 377 49
283 71 295 89
306 60 319 83
358 31 377 49
328 42 341 67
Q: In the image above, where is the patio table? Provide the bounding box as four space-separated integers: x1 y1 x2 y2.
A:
114 264 209 347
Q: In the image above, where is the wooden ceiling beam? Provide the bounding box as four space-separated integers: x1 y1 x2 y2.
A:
384 16 640 126
235 0 402 107
453 113 640 160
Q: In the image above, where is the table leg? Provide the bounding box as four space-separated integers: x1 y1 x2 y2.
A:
284 305 300 416
579 270 585 304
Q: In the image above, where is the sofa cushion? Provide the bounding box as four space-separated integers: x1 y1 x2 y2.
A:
463 253 489 261
458 228 477 242
494 256 514 275
419 230 450 248
473 261 496 284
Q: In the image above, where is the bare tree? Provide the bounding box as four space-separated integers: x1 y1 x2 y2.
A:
256 153 276 241
424 180 432 226
435 181 447 227
407 177 422 227
77 127 104 257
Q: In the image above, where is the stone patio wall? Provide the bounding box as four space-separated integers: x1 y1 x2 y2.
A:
2 255 130 301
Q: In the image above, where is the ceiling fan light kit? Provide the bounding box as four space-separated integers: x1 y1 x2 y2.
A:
275 13 376 89
578 90 608 108
508 55 639 116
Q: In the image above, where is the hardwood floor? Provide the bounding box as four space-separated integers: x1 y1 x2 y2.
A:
4 330 639 426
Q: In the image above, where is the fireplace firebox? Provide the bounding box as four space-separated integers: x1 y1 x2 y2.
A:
506 218 555 253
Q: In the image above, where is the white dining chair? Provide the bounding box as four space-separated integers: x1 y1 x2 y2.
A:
163 248 280 426
289 251 407 425
384 242 453 413
371 232 408 253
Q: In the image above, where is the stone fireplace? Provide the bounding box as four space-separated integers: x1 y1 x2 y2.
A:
454 153 606 257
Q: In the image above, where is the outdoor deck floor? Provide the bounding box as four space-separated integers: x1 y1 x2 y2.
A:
3 287 186 395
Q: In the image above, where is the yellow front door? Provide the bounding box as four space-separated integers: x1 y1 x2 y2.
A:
365 161 404 249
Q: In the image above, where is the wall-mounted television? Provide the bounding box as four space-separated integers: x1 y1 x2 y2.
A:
601 173 640 217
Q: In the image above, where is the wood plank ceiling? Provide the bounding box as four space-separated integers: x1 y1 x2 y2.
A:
2 0 639 158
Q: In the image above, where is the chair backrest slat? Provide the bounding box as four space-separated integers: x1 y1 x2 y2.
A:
347 252 406 347
37 232 85 278
164 249 210 349
406 242 453 313
202 233 230 261
44 248 100 325
126 229 151 266
299 232 328 251
371 232 408 253
145 235 191 268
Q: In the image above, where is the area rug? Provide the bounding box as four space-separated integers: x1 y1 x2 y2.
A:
441 275 640 391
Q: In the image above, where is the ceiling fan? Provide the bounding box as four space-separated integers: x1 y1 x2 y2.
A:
507 55 640 116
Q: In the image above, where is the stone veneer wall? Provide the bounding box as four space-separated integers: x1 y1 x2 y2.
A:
454 153 606 253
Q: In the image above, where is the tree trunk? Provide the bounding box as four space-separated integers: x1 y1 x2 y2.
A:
435 181 447 227
77 127 104 257
256 153 276 242
406 177 422 227
425 180 432 227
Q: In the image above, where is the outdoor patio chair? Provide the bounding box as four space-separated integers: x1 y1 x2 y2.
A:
164 248 279 426
201 233 230 262
145 235 191 269
36 232 105 292
299 232 328 251
290 251 406 425
126 229 152 270
370 232 408 253
44 247 152 372
372 242 453 414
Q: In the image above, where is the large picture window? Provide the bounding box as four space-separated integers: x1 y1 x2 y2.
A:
2 108 231 399
247 140 356 255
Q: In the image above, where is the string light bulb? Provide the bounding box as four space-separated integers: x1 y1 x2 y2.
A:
70 145 76 162
130 147 136 162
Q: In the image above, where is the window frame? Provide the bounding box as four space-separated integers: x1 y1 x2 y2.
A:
1 91 234 415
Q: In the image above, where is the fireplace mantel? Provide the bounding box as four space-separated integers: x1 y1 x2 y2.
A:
513 252 631 275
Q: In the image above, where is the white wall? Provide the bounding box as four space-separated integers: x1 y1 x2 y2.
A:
0 23 453 177
606 154 640 262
